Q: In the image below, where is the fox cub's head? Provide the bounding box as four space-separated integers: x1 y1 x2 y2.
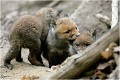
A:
54 16 80 42
35 7 62 24
73 33 94 47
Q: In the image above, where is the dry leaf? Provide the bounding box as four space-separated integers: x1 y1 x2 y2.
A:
101 48 113 60
92 70 107 79
101 42 118 60
97 60 116 74
108 60 116 72
21 75 39 80
46 65 60 72
97 63 109 70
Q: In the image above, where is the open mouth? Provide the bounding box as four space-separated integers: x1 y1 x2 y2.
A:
69 39 75 45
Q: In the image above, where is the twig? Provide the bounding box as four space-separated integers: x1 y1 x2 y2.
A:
95 13 111 29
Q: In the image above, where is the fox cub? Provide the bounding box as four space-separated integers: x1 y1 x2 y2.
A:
4 7 62 70
43 16 80 67
73 33 94 46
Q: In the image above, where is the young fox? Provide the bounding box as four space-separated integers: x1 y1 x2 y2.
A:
43 16 80 67
4 7 62 70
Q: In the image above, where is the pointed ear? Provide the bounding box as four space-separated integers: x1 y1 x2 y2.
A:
91 29 96 36
64 14 69 17
56 19 62 26
57 10 63 16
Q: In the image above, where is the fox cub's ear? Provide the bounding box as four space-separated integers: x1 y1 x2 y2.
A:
64 14 69 17
57 10 63 16
56 19 63 26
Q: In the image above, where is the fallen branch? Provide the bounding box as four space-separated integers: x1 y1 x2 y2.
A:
47 25 119 79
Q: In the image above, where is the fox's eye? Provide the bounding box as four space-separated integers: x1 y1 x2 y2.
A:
65 30 71 34
76 27 77 29
84 43 90 46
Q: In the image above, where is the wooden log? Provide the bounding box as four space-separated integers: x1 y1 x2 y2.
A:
47 25 119 79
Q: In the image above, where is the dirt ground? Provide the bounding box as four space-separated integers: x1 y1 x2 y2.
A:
0 0 115 80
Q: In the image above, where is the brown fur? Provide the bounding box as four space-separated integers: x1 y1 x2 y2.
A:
43 17 80 67
4 7 62 69
73 33 94 46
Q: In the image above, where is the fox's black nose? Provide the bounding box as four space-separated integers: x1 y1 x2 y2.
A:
76 33 80 37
